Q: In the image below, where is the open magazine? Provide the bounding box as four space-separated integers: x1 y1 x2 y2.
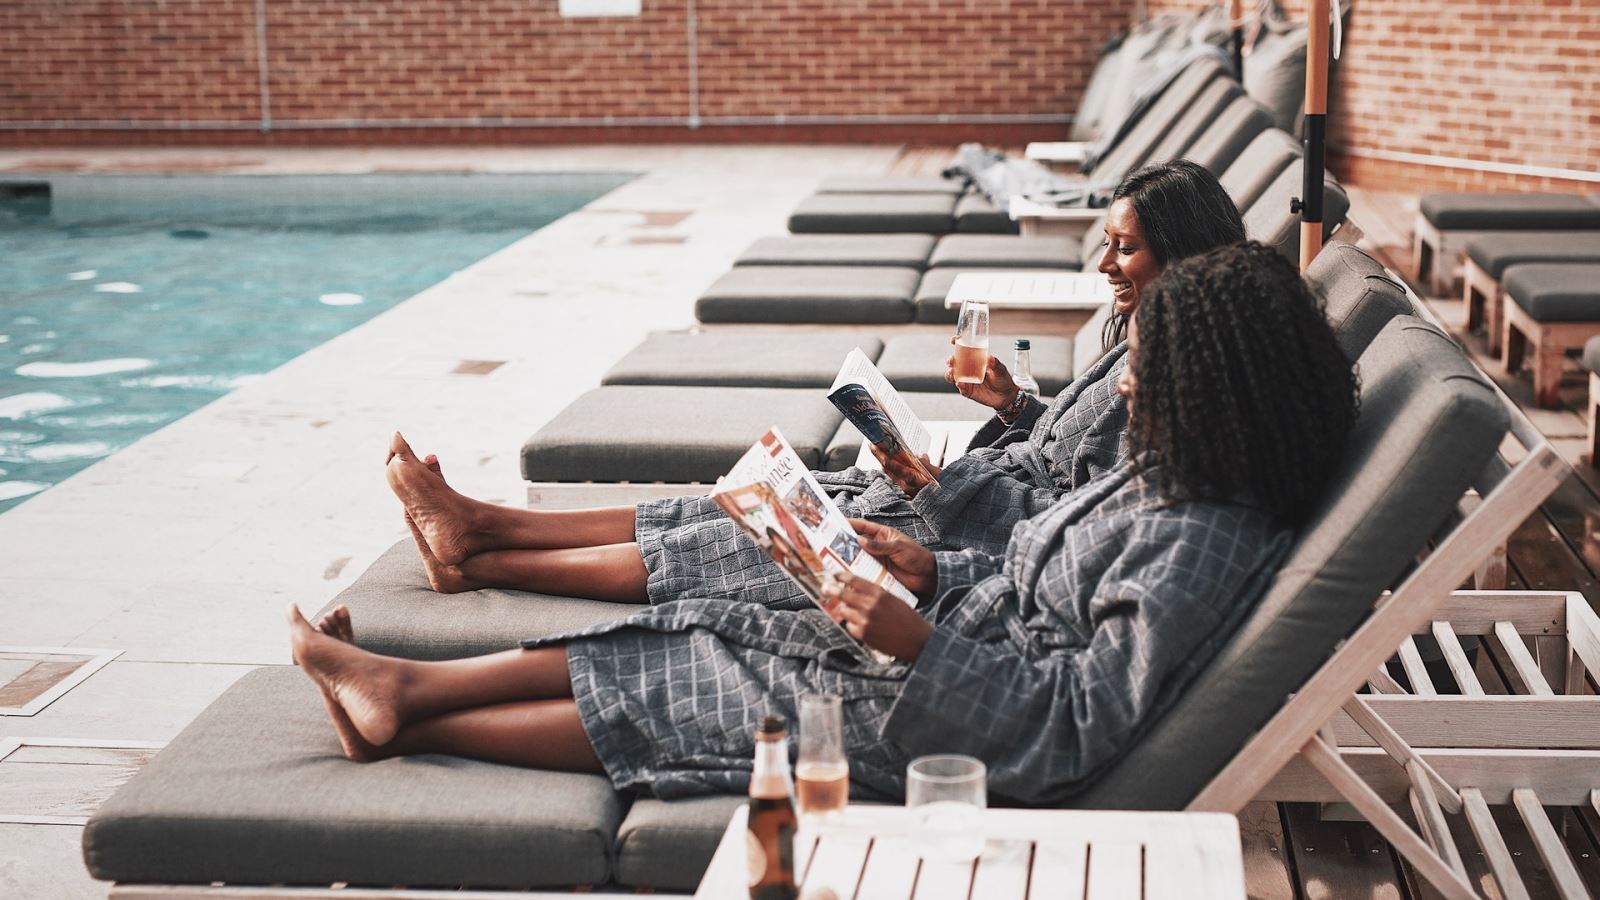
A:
711 427 919 654
827 348 935 481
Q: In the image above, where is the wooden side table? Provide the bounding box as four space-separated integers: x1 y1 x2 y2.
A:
945 271 1110 337
696 805 1247 899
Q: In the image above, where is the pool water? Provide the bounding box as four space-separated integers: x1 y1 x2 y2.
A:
0 172 634 514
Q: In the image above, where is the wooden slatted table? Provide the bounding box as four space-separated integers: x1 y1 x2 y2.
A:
944 271 1109 337
695 805 1247 899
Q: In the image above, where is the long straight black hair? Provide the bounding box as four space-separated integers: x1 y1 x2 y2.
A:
1101 159 1247 350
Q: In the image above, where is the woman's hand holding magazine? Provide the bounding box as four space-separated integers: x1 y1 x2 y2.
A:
825 574 933 662
848 519 937 600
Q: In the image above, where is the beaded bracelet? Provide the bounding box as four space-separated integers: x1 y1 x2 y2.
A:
996 389 1030 425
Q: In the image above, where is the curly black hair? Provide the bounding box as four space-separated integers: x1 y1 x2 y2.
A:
1101 159 1248 350
1127 241 1360 527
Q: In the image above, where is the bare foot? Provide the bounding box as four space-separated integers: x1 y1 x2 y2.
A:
403 513 486 594
386 432 477 566
314 605 354 643
288 603 406 747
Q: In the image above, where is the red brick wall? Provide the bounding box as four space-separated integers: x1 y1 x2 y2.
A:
0 0 1124 146
1145 0 1600 193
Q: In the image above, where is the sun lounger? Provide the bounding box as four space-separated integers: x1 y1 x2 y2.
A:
1241 159 1351 264
1500 262 1600 408
694 266 921 325
82 307 1543 898
1173 94 1275 176
1309 241 1416 360
600 330 885 389
732 234 937 270
814 175 966 195
952 192 1017 234
1413 192 1600 295
1460 231 1600 353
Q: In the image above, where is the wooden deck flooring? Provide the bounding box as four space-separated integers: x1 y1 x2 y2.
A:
887 148 1600 899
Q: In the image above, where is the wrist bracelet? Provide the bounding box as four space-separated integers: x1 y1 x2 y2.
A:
996 389 1029 424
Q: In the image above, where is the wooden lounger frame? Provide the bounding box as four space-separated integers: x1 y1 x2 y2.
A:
1413 212 1497 297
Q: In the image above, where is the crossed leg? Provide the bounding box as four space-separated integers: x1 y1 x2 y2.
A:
292 604 604 773
386 433 649 601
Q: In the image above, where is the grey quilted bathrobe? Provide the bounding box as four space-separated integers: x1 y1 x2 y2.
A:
630 344 1132 606
533 463 1291 805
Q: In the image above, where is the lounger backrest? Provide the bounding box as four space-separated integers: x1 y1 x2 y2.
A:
1308 242 1416 361
1141 80 1247 168
1095 17 1191 139
1218 129 1301 213
1180 96 1275 176
1073 316 1509 809
1086 56 1229 181
1070 40 1129 142
1241 159 1351 263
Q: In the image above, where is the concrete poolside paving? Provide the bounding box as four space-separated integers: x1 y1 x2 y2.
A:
0 145 898 897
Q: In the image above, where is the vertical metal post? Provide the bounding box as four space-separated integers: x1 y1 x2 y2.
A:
1299 0 1331 272
685 0 701 130
255 0 272 133
1230 0 1245 79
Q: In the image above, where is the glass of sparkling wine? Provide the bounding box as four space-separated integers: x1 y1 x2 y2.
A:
796 694 850 820
953 300 991 385
907 754 986 862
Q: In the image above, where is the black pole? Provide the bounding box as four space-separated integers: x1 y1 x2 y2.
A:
1232 28 1245 79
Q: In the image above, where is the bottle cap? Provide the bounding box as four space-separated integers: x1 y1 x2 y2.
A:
1014 338 1031 350
757 715 787 737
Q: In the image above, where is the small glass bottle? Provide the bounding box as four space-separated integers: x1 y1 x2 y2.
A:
1012 339 1041 398
746 716 799 900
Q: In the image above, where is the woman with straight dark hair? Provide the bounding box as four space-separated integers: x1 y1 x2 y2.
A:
292 241 1358 806
383 160 1246 607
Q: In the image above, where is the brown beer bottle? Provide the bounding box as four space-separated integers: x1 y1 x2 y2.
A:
747 715 799 900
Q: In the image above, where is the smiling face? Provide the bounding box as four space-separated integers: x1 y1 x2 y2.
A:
1095 198 1164 316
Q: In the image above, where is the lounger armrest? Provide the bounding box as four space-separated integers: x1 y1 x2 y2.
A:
1025 141 1090 168
1009 196 1105 239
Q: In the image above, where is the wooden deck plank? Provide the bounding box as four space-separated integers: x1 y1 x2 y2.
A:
1279 803 1406 899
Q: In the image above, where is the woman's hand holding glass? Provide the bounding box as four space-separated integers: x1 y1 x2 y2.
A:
943 335 1018 410
869 445 940 497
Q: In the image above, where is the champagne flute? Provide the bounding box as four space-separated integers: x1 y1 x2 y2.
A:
953 300 990 385
795 694 849 820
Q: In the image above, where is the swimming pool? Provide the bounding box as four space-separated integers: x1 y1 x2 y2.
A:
0 172 635 514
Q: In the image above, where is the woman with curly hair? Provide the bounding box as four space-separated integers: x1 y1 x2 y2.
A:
292 241 1358 805
386 160 1247 607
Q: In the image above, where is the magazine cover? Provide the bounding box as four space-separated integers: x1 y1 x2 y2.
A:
827 348 934 480
711 427 919 648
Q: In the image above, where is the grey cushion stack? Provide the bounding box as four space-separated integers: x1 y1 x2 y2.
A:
1243 26 1309 132
1420 193 1600 231
1307 242 1415 361
82 667 627 889
928 234 1080 269
787 193 957 234
520 385 842 483
1138 79 1245 169
1179 96 1275 176
1464 231 1600 279
695 266 919 324
1075 317 1509 809
1503 263 1600 322
602 330 883 389
733 234 937 269
1084 56 1229 184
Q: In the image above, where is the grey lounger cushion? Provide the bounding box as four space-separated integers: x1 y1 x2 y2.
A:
1465 231 1600 279
1243 161 1350 264
875 332 1075 395
83 667 624 888
1076 317 1509 809
1309 242 1414 361
613 796 747 890
1244 26 1310 132
816 175 966 195
823 390 992 470
787 193 957 234
1180 96 1276 176
734 234 937 269
1219 129 1302 214
928 234 1080 270
1585 335 1600 374
522 386 843 483
954 193 1018 235
1504 263 1600 322
317 539 635 660
696 266 919 324
602 330 883 389
1421 192 1600 231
